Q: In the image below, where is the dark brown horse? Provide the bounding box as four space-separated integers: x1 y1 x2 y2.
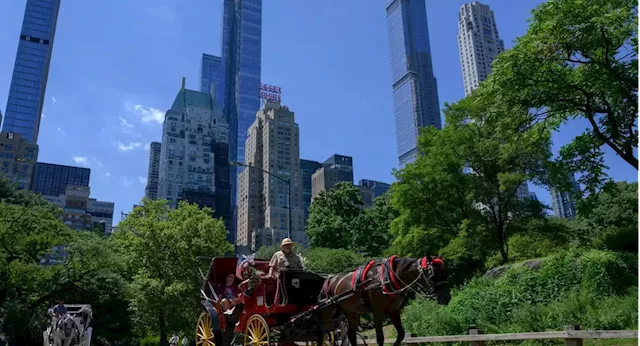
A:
316 255 451 346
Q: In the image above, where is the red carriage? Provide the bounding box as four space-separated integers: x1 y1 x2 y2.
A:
195 257 346 346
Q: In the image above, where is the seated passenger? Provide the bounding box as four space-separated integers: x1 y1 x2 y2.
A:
217 274 239 313
267 238 304 279
238 259 264 298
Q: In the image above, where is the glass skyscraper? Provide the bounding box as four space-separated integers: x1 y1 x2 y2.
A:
31 162 90 197
220 0 262 243
2 0 61 144
199 53 224 104
386 0 441 168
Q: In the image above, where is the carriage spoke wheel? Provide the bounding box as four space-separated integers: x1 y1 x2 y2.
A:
244 315 270 346
196 311 216 346
305 331 335 346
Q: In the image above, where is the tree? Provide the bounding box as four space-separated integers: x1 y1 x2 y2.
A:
571 181 638 252
352 192 398 257
391 95 551 265
306 182 364 249
484 0 638 195
113 199 233 345
0 180 133 344
303 248 365 274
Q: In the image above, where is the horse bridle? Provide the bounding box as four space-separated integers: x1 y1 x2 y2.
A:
416 257 448 299
379 257 447 298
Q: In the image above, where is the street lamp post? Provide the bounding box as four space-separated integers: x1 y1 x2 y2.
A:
230 161 292 239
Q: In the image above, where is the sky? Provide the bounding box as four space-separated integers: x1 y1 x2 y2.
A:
0 0 636 225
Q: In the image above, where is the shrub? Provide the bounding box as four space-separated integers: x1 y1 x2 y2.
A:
304 248 365 274
402 250 638 337
139 335 160 346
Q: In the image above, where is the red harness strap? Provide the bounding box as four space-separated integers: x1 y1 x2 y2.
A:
351 260 376 290
380 255 402 297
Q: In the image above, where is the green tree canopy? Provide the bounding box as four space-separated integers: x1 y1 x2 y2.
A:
0 178 133 344
483 0 638 197
353 192 398 257
113 199 233 344
572 181 638 252
306 182 363 249
391 95 551 266
303 248 365 275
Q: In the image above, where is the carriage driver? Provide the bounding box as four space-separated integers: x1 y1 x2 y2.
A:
267 238 304 278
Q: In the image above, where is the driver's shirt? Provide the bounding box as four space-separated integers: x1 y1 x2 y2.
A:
53 305 67 316
269 250 304 273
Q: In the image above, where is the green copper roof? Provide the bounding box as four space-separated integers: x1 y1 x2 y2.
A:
170 88 222 112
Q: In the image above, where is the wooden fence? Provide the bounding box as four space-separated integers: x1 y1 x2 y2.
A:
358 325 638 345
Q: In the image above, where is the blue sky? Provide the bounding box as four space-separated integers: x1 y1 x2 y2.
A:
0 0 636 224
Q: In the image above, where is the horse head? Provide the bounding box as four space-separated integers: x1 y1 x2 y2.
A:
417 256 451 305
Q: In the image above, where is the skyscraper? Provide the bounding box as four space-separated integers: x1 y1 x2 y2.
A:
386 0 441 168
300 159 322 223
311 154 354 199
236 101 304 249
220 0 262 242
144 142 161 200
158 78 231 237
31 162 90 197
457 1 505 96
2 0 61 144
550 174 580 220
457 2 529 199
199 54 224 105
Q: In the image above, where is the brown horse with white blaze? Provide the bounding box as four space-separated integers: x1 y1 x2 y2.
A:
316 255 450 346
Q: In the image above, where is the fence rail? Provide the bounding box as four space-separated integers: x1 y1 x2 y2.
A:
360 326 637 345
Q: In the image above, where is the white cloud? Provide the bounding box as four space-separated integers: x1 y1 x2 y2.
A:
73 156 88 167
92 157 103 167
126 102 164 124
56 128 65 135
138 176 148 185
51 96 57 104
119 116 135 130
122 177 133 188
105 172 111 177
117 141 144 152
144 143 151 151
41 113 46 118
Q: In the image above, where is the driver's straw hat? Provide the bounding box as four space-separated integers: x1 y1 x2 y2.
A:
280 238 295 248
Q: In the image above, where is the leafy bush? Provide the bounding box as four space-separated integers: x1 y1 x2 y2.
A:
303 248 366 274
139 335 160 346
403 250 638 337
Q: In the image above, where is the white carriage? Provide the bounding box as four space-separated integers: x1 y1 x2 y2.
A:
43 304 93 346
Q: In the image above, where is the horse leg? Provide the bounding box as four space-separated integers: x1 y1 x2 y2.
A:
317 306 335 346
389 310 405 346
345 312 359 346
372 312 385 346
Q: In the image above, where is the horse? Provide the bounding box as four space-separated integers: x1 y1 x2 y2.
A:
51 314 79 346
316 255 451 346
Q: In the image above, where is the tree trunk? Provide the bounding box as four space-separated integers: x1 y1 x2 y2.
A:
159 311 167 346
496 226 509 264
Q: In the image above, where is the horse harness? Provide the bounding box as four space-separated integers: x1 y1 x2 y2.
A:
322 255 444 304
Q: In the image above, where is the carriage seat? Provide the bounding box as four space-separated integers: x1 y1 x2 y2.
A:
279 269 326 306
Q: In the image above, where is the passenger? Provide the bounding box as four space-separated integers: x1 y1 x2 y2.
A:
267 238 304 278
217 274 239 313
238 259 263 297
52 298 67 317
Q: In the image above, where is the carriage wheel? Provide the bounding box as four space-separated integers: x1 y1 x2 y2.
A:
196 311 216 346
244 315 270 346
305 331 335 346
